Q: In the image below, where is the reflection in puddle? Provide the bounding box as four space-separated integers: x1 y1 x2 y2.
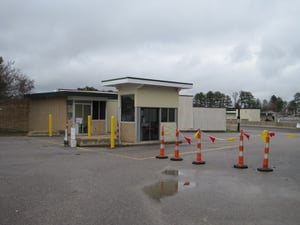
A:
162 169 179 176
143 179 196 201
143 180 178 201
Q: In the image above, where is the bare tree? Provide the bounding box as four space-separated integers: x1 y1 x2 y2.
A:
0 57 34 98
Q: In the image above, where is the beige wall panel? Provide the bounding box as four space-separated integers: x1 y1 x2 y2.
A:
106 100 118 132
178 95 194 130
120 122 136 143
161 122 177 142
29 97 66 132
193 108 226 131
136 86 179 108
92 120 105 135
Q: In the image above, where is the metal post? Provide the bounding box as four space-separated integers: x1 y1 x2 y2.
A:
110 116 115 149
87 115 91 137
48 113 53 137
237 107 240 132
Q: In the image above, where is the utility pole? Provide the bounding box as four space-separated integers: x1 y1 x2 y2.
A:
236 103 241 132
237 107 240 132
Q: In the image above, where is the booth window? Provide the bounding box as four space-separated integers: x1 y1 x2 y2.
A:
161 108 176 122
92 101 106 120
121 95 135 121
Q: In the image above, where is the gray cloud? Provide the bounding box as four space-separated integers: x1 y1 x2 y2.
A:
0 0 299 101
229 43 253 63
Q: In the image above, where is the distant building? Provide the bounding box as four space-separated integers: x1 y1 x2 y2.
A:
226 108 261 122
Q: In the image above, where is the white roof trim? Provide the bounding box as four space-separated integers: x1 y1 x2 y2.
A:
102 77 193 89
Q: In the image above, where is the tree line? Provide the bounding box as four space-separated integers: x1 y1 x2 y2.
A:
194 90 300 116
1 55 299 116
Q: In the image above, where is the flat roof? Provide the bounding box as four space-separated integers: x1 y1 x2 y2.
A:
102 76 193 89
26 89 118 99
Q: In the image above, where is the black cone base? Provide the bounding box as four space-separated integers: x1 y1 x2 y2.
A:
257 167 273 172
234 164 248 169
170 157 183 161
156 155 168 159
192 161 206 165
64 140 69 147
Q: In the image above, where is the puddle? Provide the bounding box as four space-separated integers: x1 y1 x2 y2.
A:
143 180 178 201
143 179 196 201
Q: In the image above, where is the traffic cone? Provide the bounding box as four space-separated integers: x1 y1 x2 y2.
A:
234 130 248 169
156 126 168 159
257 131 273 172
170 128 183 161
192 128 205 165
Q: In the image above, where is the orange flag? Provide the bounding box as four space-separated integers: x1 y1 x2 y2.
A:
184 136 192 144
243 133 250 140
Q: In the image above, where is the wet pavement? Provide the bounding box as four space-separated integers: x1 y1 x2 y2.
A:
0 128 300 225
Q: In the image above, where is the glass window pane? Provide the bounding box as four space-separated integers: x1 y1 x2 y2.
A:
100 101 106 120
161 108 168 122
121 95 135 121
169 108 175 122
92 101 99 119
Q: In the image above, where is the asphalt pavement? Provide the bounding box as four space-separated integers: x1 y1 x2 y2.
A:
0 127 299 225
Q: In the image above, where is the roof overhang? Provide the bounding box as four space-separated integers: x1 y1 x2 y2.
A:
102 77 193 90
26 89 118 99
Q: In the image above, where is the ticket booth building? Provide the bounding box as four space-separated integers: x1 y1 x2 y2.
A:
27 89 118 135
102 77 193 144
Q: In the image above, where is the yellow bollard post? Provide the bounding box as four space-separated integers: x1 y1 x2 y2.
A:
48 113 53 137
110 115 115 149
87 115 91 137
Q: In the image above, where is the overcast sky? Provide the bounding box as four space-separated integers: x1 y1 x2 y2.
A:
1 0 299 101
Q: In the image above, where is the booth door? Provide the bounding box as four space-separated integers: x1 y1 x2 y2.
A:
75 103 91 134
140 108 159 141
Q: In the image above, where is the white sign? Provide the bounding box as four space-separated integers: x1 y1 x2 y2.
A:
76 118 83 124
296 123 300 129
71 127 76 140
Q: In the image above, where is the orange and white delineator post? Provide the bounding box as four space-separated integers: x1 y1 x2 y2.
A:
257 131 273 172
192 129 205 165
234 130 248 169
115 120 120 144
170 128 183 161
156 126 168 159
64 121 69 147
